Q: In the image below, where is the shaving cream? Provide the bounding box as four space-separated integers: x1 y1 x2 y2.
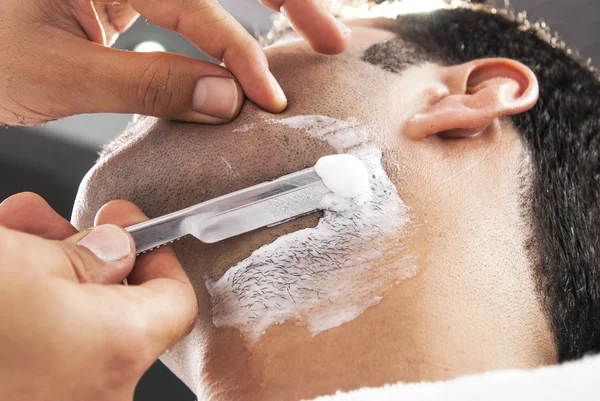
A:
268 115 368 150
315 154 369 198
206 143 414 343
234 115 369 150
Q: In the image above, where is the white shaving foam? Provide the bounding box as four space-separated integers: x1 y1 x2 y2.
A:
232 123 255 133
315 154 369 198
206 147 415 343
269 115 369 150
234 116 369 152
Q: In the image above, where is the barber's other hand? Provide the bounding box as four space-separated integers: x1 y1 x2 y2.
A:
0 0 350 126
0 193 198 401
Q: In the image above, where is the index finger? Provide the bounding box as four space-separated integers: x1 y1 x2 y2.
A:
261 0 351 54
126 0 288 113
0 192 77 239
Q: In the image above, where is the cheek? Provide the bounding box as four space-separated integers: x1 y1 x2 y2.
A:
387 124 531 299
175 212 322 284
198 147 416 345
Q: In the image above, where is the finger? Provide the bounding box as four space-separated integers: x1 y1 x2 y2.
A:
72 0 107 45
0 224 135 284
261 0 351 54
126 0 287 113
65 225 136 283
95 201 189 285
0 192 77 239
95 200 198 355
61 42 244 124
95 2 140 45
73 0 140 46
95 200 191 288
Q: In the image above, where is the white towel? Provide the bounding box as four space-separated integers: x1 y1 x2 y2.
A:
308 355 599 401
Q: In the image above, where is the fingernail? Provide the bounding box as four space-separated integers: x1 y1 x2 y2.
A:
335 19 352 37
266 70 287 109
193 76 239 119
77 225 132 263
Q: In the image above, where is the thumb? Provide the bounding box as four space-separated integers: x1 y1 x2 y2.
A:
67 44 245 124
66 224 137 284
0 224 135 284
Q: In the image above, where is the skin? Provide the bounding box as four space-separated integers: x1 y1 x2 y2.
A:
1 0 349 396
73 18 557 401
0 0 350 126
0 193 198 401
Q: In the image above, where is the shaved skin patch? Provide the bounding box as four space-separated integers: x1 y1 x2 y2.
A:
233 115 369 150
206 146 415 343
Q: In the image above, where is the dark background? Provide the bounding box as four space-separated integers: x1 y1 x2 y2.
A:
1 1 598 400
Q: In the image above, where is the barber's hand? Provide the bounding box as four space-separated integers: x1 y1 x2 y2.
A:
0 192 198 401
0 0 350 126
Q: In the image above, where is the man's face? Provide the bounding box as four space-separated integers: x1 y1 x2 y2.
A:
73 18 555 401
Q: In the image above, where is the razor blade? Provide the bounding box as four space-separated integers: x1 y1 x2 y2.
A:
126 167 330 254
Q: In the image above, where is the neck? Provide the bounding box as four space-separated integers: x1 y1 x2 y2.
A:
166 161 557 400
196 256 556 401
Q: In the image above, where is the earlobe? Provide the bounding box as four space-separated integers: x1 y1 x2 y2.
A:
405 58 539 139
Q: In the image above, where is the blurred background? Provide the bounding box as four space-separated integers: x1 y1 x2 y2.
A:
1 0 598 400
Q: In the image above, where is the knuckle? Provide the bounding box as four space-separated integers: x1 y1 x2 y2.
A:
133 55 179 116
161 1 205 32
60 243 90 282
104 320 155 385
0 93 54 126
6 192 46 209
104 343 152 388
0 76 60 126
173 2 227 32
236 35 261 55
223 37 261 68
197 12 230 32
15 191 45 203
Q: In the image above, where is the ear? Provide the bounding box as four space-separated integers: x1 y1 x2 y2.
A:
405 58 539 139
